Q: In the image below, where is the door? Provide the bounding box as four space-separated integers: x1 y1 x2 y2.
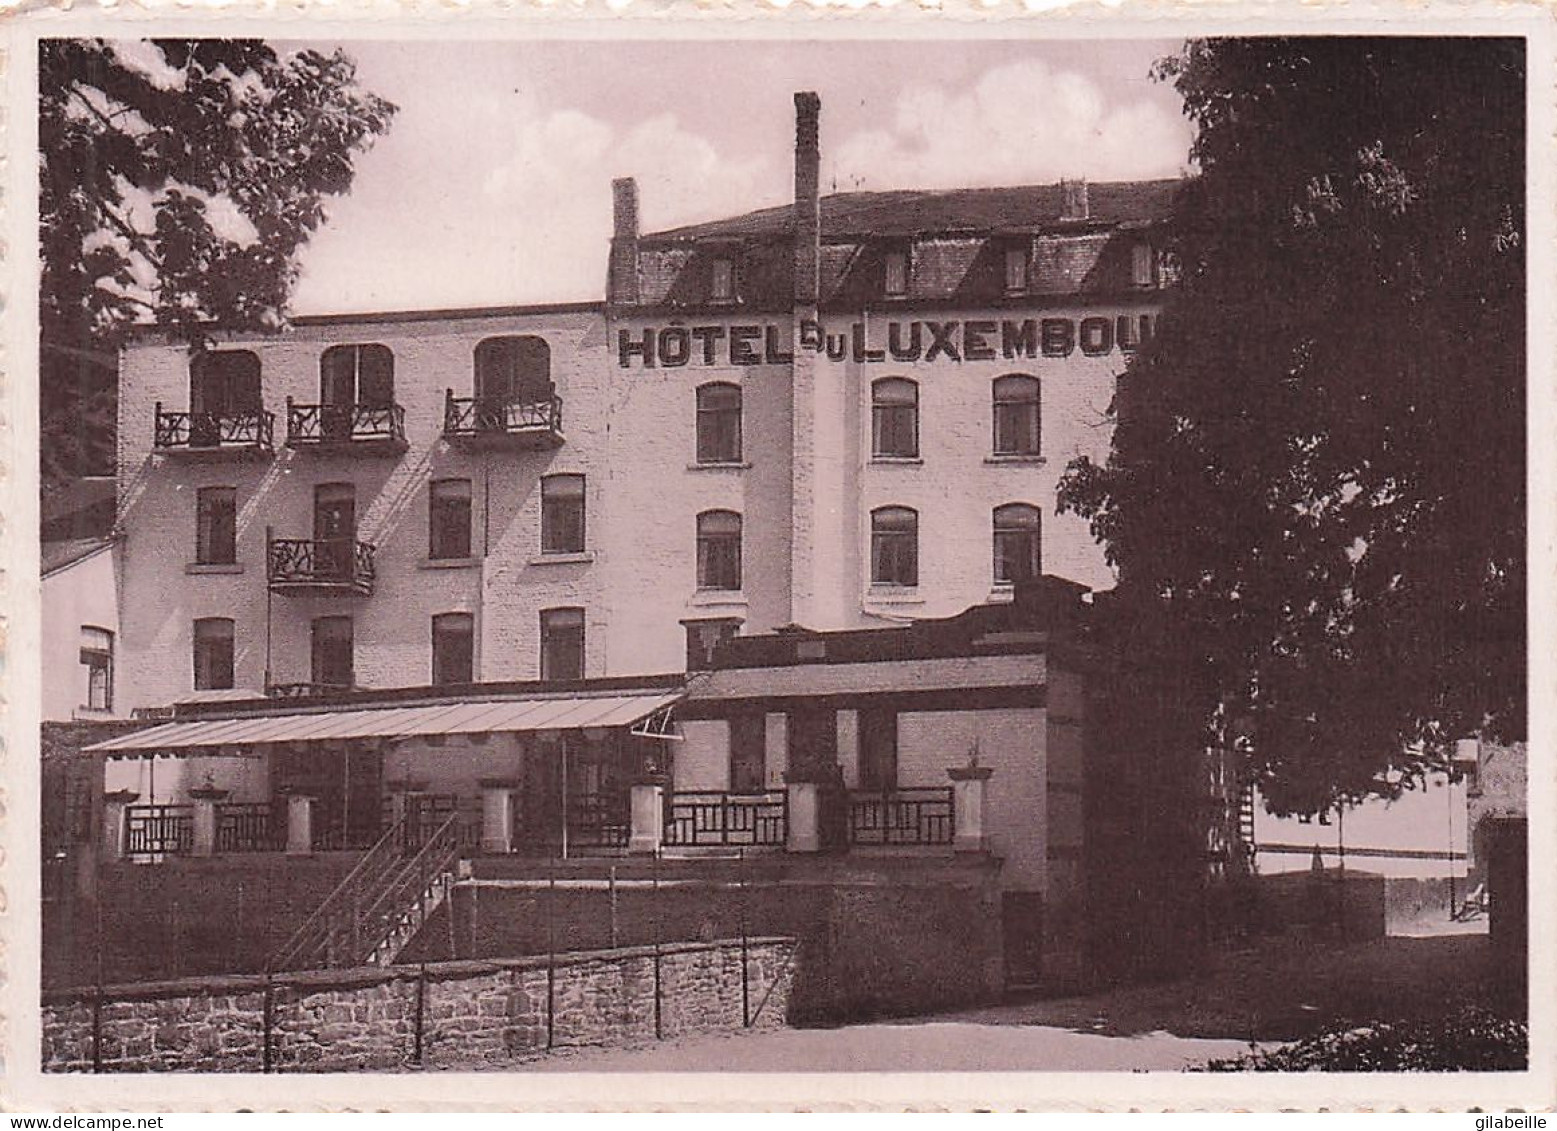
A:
319 346 358 441
313 484 356 579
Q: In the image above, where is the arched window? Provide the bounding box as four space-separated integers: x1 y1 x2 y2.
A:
320 344 395 407
697 510 743 591
475 336 552 406
189 351 261 444
696 383 743 464
193 617 235 691
872 379 919 459
870 506 918 587
992 375 1040 457
993 504 1042 584
432 613 475 686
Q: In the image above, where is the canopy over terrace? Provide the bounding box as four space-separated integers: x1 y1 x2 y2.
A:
84 692 685 756
88 689 685 858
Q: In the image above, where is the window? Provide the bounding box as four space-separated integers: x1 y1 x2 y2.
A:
541 474 586 554
871 506 918 587
311 616 354 689
190 350 262 417
729 714 767 793
697 510 742 591
884 250 909 298
320 344 395 407
193 618 235 691
686 619 741 672
540 608 585 681
1132 242 1156 288
475 336 552 406
993 503 1042 585
992 375 1041 457
858 707 898 792
196 486 237 565
710 258 735 302
80 626 113 711
872 379 919 459
432 613 475 686
1004 246 1029 294
429 479 473 560
696 383 742 464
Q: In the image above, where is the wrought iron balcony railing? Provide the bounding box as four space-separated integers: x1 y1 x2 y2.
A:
154 403 274 456
847 787 955 846
265 682 360 699
266 535 376 595
285 399 408 452
443 390 564 448
665 791 787 848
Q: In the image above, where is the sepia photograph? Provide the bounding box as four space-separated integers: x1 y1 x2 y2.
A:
8 13 1550 1110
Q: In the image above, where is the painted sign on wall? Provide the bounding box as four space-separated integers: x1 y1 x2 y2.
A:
617 315 1156 369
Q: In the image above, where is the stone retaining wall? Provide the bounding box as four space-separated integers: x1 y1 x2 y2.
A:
42 937 795 1073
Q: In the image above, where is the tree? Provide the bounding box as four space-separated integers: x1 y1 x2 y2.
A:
39 39 396 488
1059 38 1525 815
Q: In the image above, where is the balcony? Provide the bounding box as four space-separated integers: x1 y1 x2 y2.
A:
443 390 564 450
267 535 376 595
285 400 408 455
153 404 275 459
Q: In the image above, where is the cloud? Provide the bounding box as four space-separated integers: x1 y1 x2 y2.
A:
828 60 1191 192
294 100 772 312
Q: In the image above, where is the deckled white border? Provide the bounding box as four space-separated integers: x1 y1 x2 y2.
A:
1 2 1553 1111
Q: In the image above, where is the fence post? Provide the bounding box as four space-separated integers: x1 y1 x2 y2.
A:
413 964 427 1066
261 975 275 1074
91 986 103 1073
546 868 556 1050
740 848 750 1028
653 853 663 1041
609 865 619 950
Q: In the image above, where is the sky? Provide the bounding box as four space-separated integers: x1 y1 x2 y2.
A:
284 38 1195 316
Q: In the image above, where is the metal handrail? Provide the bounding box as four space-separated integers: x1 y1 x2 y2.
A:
266 817 408 972
356 814 462 958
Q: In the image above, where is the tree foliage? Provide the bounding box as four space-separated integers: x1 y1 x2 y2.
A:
1059 38 1524 814
39 39 396 486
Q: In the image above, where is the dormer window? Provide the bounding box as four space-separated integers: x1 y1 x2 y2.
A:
1004 246 1029 295
1132 242 1156 288
884 250 909 299
710 258 736 303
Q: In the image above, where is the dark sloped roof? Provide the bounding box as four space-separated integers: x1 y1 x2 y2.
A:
42 536 114 578
646 180 1181 243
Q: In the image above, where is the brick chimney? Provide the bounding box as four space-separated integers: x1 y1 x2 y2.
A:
1060 178 1089 222
793 92 821 308
608 177 640 306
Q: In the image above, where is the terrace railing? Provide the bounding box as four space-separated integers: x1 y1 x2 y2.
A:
665 791 787 848
215 802 281 853
154 404 274 455
125 804 194 856
567 791 630 849
267 535 376 595
443 391 564 447
847 787 955 846
285 400 407 450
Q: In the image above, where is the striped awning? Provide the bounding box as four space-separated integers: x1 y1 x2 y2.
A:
85 692 684 756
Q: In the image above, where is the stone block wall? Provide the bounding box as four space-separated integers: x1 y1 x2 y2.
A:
42 937 795 1073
